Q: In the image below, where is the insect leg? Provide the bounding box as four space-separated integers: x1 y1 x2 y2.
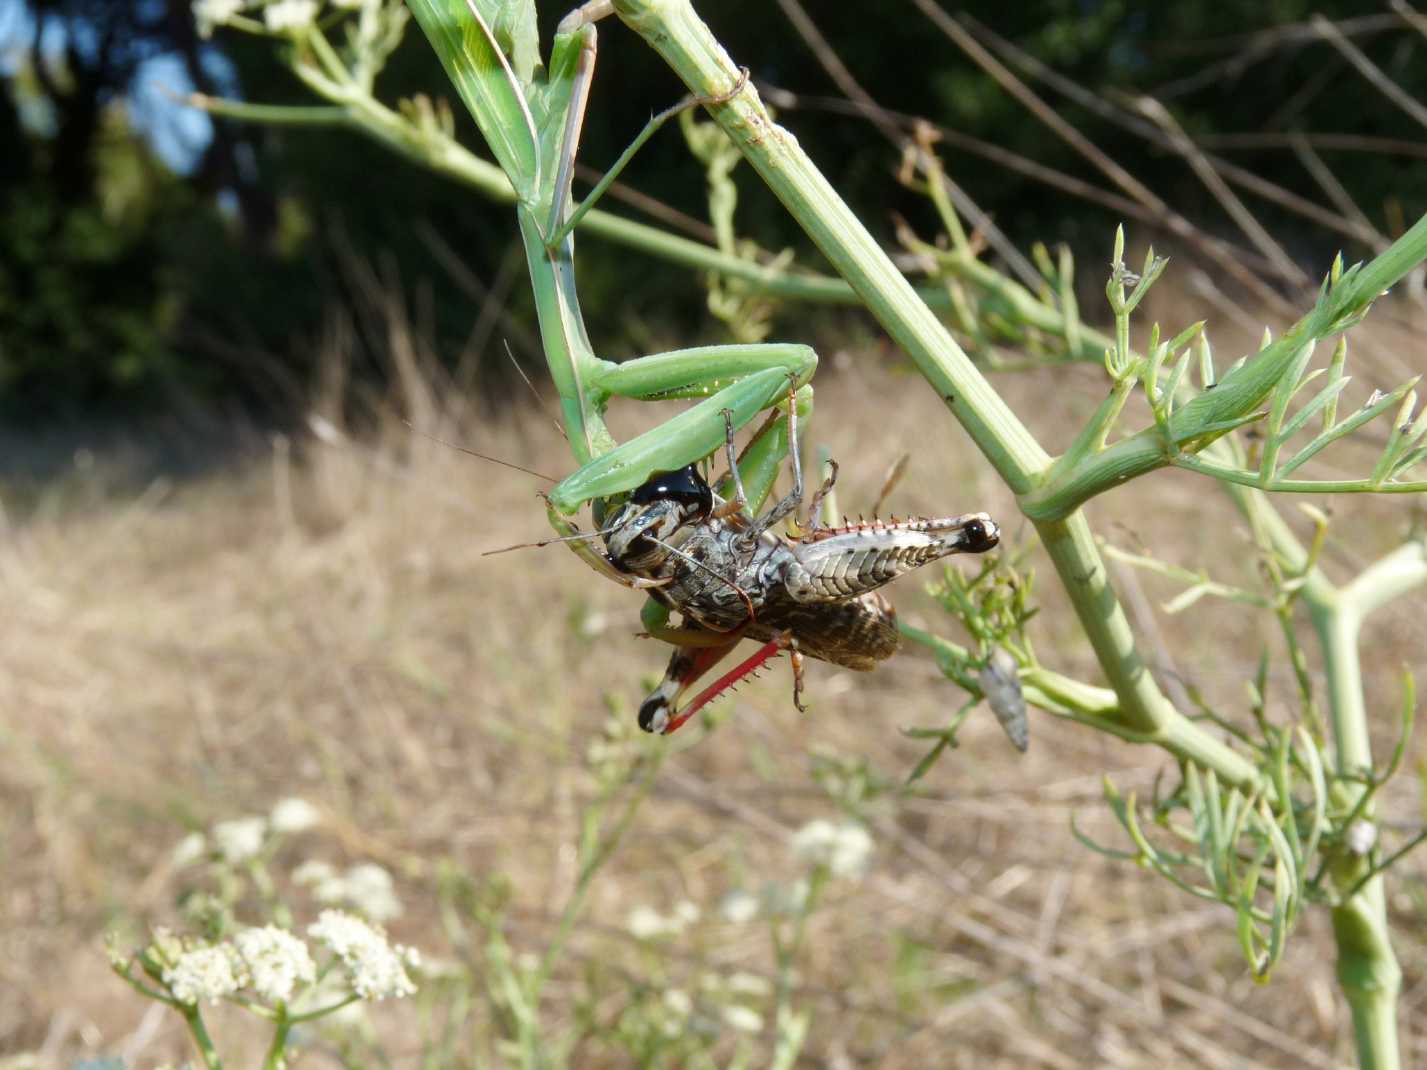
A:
803 458 839 533
742 380 805 540
637 637 743 733
712 407 751 521
656 631 797 735
789 641 807 713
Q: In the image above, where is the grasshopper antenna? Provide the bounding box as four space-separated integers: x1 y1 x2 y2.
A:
481 520 623 556
504 340 566 440
402 420 557 483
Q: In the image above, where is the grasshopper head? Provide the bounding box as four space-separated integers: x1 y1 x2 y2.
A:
604 464 713 571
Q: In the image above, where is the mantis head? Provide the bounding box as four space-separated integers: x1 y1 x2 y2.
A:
603 464 714 571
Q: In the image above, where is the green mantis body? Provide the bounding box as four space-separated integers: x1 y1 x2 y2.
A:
404 0 822 587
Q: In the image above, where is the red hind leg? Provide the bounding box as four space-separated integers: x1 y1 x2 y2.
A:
658 631 798 735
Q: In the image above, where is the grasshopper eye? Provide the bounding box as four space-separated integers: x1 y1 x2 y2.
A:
629 464 712 518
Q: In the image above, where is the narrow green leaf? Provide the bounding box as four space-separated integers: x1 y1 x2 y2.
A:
1274 376 1351 446
1259 341 1316 481
406 0 541 197
1322 337 1347 430
1278 379 1417 477
1370 389 1418 485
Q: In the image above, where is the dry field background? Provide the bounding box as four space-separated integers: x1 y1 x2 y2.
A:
2 285 1425 1068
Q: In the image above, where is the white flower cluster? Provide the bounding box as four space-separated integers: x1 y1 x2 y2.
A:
263 0 319 31
171 799 322 869
163 925 320 1006
193 0 348 37
790 819 874 879
269 797 323 834
235 925 317 1003
719 880 817 923
193 0 245 37
164 945 243 1005
295 860 403 921
308 910 418 1000
625 900 700 941
212 816 267 863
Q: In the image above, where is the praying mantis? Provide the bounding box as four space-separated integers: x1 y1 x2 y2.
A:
407 0 1000 729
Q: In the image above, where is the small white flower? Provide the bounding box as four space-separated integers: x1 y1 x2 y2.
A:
263 0 318 32
235 925 317 1003
721 1004 763 1034
165 945 242 1005
626 905 675 941
662 988 693 1017
719 889 760 924
305 862 403 921
308 910 416 1000
293 859 337 886
627 901 698 941
791 819 873 879
726 972 772 998
193 0 246 37
269 798 322 834
171 832 208 868
759 879 810 916
338 863 403 921
212 816 267 863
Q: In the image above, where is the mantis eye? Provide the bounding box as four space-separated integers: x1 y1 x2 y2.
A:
628 464 712 518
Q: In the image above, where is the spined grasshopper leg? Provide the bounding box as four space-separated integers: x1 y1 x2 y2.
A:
643 630 804 735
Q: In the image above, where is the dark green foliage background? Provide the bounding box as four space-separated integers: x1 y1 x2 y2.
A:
1 0 1421 420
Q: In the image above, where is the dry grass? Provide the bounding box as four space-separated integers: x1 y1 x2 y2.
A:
2 290 1425 1069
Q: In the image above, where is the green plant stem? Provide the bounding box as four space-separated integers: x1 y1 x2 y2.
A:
1223 482 1416 1070
263 1011 292 1070
1172 454 1427 496
610 0 1048 493
899 623 1121 721
190 93 949 310
179 1004 225 1070
608 0 1270 796
1340 539 1427 618
1313 601 1401 1070
1035 514 1264 787
1021 215 1427 521
533 749 668 997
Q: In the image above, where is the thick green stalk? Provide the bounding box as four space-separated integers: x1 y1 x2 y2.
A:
611 0 1048 493
1310 594 1401 1070
610 0 1266 791
1036 514 1263 787
1221 482 1416 1070
179 1004 225 1070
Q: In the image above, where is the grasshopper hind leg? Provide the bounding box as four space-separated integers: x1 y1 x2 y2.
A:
637 631 800 734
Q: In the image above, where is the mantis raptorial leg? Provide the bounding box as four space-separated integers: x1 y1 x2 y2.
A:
506 7 821 579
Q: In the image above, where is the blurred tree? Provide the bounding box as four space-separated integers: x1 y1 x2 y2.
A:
0 0 1421 417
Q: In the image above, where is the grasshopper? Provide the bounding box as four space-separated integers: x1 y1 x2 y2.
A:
409 0 998 729
599 398 1000 733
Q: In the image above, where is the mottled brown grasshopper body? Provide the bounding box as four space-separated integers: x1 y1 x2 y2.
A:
600 404 1000 733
